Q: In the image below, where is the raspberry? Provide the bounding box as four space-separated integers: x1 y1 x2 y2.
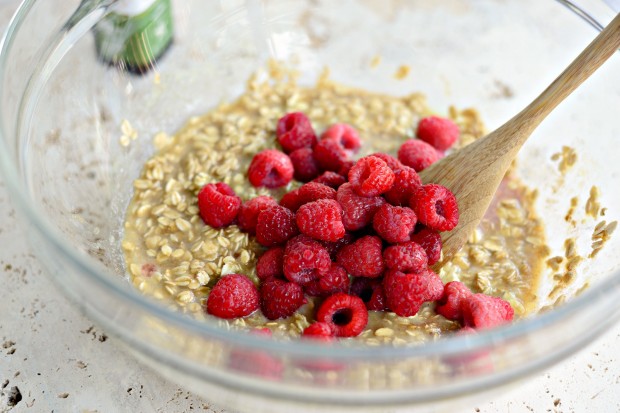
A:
248 149 294 188
321 232 355 260
276 112 317 153
337 183 386 231
256 205 299 247
383 269 443 317
289 147 321 182
458 326 477 335
279 182 336 214
320 123 361 152
410 228 442 265
304 263 350 297
228 352 283 380
383 166 422 206
337 160 355 177
260 277 305 320
302 322 335 340
313 139 349 172
237 195 278 234
421 268 445 300
228 329 283 379
383 241 428 273
436 281 472 321
372 204 417 244
350 277 388 311
206 274 259 319
141 263 157 277
279 188 303 211
312 171 347 189
316 293 368 337
256 247 285 281
283 235 331 284
369 153 403 171
416 116 460 151
397 139 443 172
337 235 385 278
348 156 395 197
298 182 337 205
253 328 272 336
410 184 459 232
197 183 242 228
298 322 344 371
296 199 345 242
462 294 514 329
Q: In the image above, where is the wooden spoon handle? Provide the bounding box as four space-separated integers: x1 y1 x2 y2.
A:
423 13 620 264
517 12 620 132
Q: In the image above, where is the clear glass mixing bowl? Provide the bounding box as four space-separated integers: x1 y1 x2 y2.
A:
1 1 619 412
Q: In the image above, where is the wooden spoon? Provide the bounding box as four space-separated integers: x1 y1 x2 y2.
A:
419 13 620 264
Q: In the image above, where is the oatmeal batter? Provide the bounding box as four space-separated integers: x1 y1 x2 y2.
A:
121 66 548 343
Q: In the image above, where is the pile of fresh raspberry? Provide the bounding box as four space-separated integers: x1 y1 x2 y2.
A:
199 112 514 338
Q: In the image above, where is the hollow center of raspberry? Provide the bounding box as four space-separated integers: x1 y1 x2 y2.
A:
332 308 353 326
360 167 371 181
266 169 282 182
435 200 445 217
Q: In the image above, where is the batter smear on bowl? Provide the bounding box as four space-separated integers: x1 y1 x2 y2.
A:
121 65 551 343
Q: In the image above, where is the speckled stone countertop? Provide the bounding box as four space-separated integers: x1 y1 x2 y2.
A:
1 2 620 412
